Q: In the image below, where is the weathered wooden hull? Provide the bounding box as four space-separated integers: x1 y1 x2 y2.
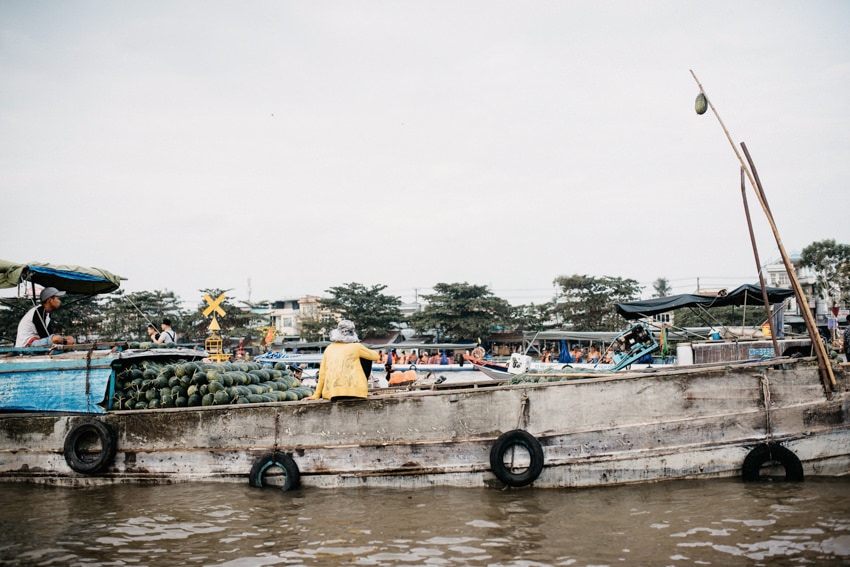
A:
0 358 847 488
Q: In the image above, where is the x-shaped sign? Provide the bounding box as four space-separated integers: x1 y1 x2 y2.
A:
203 293 227 318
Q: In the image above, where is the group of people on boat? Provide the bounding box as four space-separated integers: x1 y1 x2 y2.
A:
378 349 457 366
538 344 611 364
146 319 176 344
14 286 177 348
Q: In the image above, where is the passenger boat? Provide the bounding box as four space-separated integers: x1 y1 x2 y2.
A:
477 284 813 380
2 260 848 490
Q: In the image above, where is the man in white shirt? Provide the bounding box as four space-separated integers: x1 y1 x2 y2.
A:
148 318 176 344
15 287 76 347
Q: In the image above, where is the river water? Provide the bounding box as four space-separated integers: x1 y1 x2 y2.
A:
1 478 848 566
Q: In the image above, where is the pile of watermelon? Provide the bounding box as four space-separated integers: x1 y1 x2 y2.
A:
111 360 314 410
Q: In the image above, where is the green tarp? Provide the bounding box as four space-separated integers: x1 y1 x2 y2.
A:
0 259 123 295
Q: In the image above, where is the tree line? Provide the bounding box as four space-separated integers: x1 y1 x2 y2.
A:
2 239 847 346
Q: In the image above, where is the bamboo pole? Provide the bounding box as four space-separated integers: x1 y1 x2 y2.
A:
689 70 835 394
741 143 835 392
739 166 782 359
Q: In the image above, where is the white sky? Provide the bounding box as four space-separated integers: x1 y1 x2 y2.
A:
2 1 848 308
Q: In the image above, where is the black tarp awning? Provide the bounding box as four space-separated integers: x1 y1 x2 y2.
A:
615 283 795 320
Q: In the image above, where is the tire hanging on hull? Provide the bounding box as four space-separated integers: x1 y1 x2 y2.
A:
489 429 544 487
742 443 804 482
249 452 301 491
63 420 117 475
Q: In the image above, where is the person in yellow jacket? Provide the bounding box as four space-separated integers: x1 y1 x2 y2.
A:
308 320 379 401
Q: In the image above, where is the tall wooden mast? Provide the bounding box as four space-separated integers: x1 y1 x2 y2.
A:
690 70 835 394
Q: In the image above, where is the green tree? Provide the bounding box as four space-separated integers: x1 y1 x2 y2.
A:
319 283 402 338
0 297 30 344
59 295 102 340
299 315 333 342
409 282 512 342
509 302 555 332
99 289 185 341
653 277 672 298
552 274 642 331
800 239 850 308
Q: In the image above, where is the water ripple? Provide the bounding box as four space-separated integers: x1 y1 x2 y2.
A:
1 479 848 566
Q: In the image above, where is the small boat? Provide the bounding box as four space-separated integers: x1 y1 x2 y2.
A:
473 321 660 380
0 260 208 414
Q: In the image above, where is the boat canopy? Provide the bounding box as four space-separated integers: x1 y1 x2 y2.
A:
0 259 123 295
521 330 623 342
365 341 478 351
615 283 795 320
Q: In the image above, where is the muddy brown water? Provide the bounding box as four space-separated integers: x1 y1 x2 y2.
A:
0 478 848 566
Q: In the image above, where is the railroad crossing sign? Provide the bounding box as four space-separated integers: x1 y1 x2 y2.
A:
203 293 227 318
202 293 229 362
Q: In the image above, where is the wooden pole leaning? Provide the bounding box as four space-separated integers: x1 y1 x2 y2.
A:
739 166 782 360
689 69 835 394
741 143 836 392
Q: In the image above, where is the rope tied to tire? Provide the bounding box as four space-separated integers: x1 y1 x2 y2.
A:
515 391 529 430
760 373 772 441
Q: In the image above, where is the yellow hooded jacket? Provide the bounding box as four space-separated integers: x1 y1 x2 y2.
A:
310 342 380 400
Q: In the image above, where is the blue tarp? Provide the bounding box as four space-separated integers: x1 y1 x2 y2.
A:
557 339 573 363
0 259 122 295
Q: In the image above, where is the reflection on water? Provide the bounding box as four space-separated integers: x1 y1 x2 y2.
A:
0 478 848 566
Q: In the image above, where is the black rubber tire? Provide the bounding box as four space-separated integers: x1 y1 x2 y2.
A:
489 429 544 487
249 452 301 491
63 420 117 475
742 443 804 482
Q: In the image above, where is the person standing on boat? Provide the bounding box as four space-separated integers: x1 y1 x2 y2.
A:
471 344 485 361
148 318 176 344
307 320 379 401
15 287 76 347
843 315 850 362
570 344 582 362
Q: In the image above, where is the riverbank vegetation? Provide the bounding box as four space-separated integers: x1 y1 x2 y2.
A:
1 240 846 346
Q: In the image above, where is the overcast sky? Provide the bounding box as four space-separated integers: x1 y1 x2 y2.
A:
1 1 848 308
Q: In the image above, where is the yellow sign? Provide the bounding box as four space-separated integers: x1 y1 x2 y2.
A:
203 293 227 318
208 315 221 332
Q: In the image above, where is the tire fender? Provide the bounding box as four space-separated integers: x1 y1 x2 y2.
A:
489 429 544 487
63 420 117 475
249 451 301 491
742 442 804 482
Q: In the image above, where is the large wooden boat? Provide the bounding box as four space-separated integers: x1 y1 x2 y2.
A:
2 262 848 490
1 347 847 489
